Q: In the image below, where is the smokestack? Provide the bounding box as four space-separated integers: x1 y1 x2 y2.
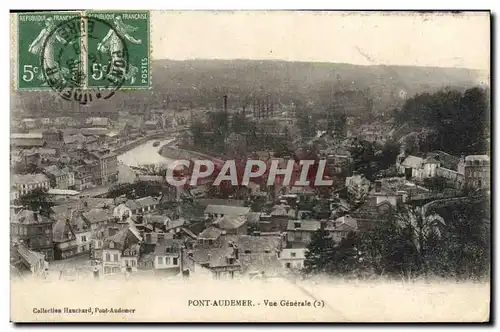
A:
223 95 228 113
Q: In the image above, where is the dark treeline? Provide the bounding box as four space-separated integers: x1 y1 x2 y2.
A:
303 197 490 280
394 87 490 154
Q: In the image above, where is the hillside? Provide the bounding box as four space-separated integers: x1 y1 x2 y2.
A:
12 59 486 116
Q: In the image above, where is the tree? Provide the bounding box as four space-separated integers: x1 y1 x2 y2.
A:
395 87 490 154
15 188 54 216
302 224 336 275
329 231 361 275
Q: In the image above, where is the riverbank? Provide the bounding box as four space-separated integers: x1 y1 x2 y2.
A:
112 131 172 155
118 138 176 167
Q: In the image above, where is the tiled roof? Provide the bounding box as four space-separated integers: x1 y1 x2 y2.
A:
11 133 43 139
196 199 245 207
11 210 52 225
191 247 239 268
246 212 261 224
401 155 424 169
12 173 49 185
326 215 358 232
154 238 184 256
12 139 45 147
239 254 282 275
214 215 247 230
14 244 45 267
135 196 158 208
204 205 250 216
286 219 321 232
52 219 74 243
83 208 114 224
224 235 281 254
198 226 223 240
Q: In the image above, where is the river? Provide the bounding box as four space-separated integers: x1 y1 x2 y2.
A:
117 138 176 167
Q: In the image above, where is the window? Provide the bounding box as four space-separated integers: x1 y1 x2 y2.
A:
80 246 85 252
291 252 296 258
113 254 118 262
286 262 291 268
165 247 171 253
109 241 114 249
165 257 171 265
244 250 251 254
131 260 136 267
81 235 87 242
105 253 111 261
208 239 213 245
157 257 164 265
173 257 178 266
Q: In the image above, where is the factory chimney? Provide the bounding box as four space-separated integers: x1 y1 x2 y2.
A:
223 95 228 113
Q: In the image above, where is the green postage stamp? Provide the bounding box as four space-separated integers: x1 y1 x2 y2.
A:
15 10 151 91
16 11 82 91
85 10 150 89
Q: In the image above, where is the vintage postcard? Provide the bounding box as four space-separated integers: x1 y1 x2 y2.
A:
9 10 491 323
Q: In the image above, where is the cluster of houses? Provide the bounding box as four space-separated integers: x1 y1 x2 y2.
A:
10 110 491 281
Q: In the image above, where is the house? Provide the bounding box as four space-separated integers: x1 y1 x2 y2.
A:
184 246 241 280
52 212 92 260
74 165 93 190
350 199 394 231
213 215 248 235
122 243 141 273
398 151 461 182
10 210 55 261
144 120 162 131
86 117 110 128
152 234 183 274
286 219 322 248
369 178 431 206
204 205 251 219
144 215 186 235
82 208 116 232
44 165 75 189
11 173 50 196
125 196 158 215
98 153 118 185
11 133 46 149
345 174 371 201
279 248 307 270
113 203 132 223
10 243 48 277
42 129 64 148
326 215 358 243
223 234 283 276
463 155 490 189
197 226 224 248
97 226 142 275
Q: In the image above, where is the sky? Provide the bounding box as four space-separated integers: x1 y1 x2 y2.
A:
151 11 490 71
